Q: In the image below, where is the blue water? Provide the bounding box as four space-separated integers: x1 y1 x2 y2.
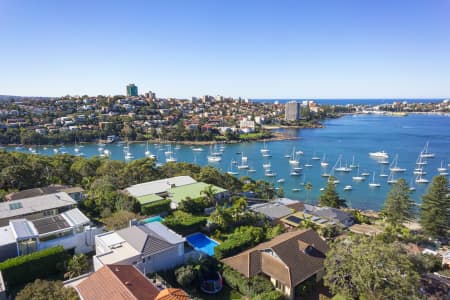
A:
186 233 219 256
252 98 445 105
140 216 164 224
5 114 450 211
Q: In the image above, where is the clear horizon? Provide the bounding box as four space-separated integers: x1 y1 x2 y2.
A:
1 0 450 98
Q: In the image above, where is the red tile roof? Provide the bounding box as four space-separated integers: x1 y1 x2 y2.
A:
76 264 160 300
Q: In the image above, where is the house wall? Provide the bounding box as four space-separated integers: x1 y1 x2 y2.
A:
0 242 18 262
270 277 292 300
140 243 184 274
39 226 101 254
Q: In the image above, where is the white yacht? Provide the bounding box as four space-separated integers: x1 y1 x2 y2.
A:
237 153 249 169
369 172 381 188
344 185 353 191
352 166 365 181
369 151 389 158
438 161 447 173
420 141 435 158
192 147 204 152
389 154 406 172
387 172 398 184
320 154 328 167
260 140 270 154
311 152 321 160
415 174 429 184
289 147 300 165
334 155 352 172
277 178 285 183
265 170 277 177
349 156 358 168
207 155 221 163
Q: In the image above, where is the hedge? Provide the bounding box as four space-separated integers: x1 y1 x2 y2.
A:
251 290 287 300
222 266 274 297
141 199 171 215
0 246 68 286
214 226 264 259
163 211 207 235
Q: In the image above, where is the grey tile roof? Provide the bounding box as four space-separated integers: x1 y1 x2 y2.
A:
117 222 185 257
0 192 76 220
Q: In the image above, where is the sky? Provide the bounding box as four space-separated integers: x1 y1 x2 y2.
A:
1 0 450 98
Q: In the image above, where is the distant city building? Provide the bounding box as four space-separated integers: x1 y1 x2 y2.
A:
285 101 301 121
126 84 138 97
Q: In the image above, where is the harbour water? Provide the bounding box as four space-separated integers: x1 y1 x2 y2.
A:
5 114 450 211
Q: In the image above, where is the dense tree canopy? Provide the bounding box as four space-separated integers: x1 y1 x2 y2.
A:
324 236 420 300
381 178 416 226
420 175 450 238
319 177 346 208
16 279 79 300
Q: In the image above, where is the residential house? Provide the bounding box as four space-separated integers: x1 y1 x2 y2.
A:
303 204 354 227
0 208 100 262
126 176 228 210
75 264 160 300
0 192 77 226
4 185 84 202
249 202 293 225
222 229 329 300
94 222 186 274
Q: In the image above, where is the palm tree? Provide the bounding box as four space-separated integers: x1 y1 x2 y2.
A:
305 182 313 203
201 184 217 206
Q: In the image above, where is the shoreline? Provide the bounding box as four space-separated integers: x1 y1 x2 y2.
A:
1 132 299 147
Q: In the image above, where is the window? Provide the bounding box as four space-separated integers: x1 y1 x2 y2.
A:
275 280 284 291
9 202 23 210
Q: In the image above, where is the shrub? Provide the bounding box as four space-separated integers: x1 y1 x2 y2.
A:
0 246 68 286
251 290 286 300
141 199 171 215
163 211 207 235
222 266 274 297
174 265 198 289
178 197 210 214
16 279 79 300
214 226 264 259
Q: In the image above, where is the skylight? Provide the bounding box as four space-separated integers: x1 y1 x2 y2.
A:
9 202 23 210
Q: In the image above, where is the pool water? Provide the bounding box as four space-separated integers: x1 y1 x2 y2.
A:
141 216 163 224
186 233 219 256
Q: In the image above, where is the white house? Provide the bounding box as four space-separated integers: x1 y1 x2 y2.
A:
0 208 101 262
93 222 186 274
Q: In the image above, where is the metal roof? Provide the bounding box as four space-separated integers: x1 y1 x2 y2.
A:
61 208 90 227
168 182 227 204
0 192 76 220
126 176 196 198
9 219 38 239
250 203 293 220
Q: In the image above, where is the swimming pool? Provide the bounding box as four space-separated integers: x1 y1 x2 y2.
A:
186 233 219 256
140 215 164 224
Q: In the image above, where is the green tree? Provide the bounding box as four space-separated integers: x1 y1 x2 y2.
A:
305 182 313 203
319 177 346 208
174 265 198 289
324 236 420 299
200 184 218 206
16 279 79 300
102 210 140 230
420 175 450 238
65 254 90 279
381 178 415 226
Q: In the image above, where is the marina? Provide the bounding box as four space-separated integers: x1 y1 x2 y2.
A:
3 113 450 211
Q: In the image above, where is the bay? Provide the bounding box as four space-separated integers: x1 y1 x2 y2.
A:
5 114 450 211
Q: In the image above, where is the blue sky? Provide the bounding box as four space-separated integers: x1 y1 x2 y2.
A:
1 0 449 98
